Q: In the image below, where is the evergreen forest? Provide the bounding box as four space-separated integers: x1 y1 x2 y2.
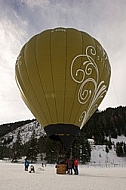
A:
0 106 126 164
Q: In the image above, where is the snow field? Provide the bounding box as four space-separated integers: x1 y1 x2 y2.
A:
0 162 126 190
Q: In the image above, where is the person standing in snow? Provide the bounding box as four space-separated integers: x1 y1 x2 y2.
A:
74 158 79 175
24 158 29 171
67 159 74 175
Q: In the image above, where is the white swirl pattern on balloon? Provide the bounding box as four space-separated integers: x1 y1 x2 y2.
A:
71 46 108 129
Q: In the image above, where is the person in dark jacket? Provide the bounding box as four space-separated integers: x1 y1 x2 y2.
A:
25 158 29 171
67 159 74 175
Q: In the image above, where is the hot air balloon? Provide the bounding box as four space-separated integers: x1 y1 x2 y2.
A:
15 27 111 150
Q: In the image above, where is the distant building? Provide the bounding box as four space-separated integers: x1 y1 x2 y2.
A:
88 139 95 145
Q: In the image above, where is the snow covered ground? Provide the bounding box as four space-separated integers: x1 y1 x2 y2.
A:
90 136 126 165
0 162 126 190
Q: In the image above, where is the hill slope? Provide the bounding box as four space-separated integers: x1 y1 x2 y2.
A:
1 120 126 164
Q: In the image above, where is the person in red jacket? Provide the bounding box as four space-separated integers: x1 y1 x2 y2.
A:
74 158 79 175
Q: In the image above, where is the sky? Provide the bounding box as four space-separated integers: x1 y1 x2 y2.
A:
0 0 126 124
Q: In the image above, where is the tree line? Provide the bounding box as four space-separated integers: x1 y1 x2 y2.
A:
0 106 126 163
82 106 126 144
0 129 91 164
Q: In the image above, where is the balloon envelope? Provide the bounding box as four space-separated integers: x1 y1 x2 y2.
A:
15 28 111 150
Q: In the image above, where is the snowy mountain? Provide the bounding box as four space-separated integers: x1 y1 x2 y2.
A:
0 120 46 146
1 120 126 165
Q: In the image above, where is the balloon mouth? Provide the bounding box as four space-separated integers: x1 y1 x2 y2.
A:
44 124 80 150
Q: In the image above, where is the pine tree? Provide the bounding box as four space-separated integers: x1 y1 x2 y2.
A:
44 138 61 163
124 142 126 155
71 131 91 163
11 130 22 161
27 130 38 163
116 142 123 157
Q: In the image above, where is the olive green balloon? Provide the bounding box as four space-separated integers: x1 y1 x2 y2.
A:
15 27 111 149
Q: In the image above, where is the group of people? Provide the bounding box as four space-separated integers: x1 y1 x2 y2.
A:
24 158 45 173
24 157 79 175
24 158 35 173
66 158 79 175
